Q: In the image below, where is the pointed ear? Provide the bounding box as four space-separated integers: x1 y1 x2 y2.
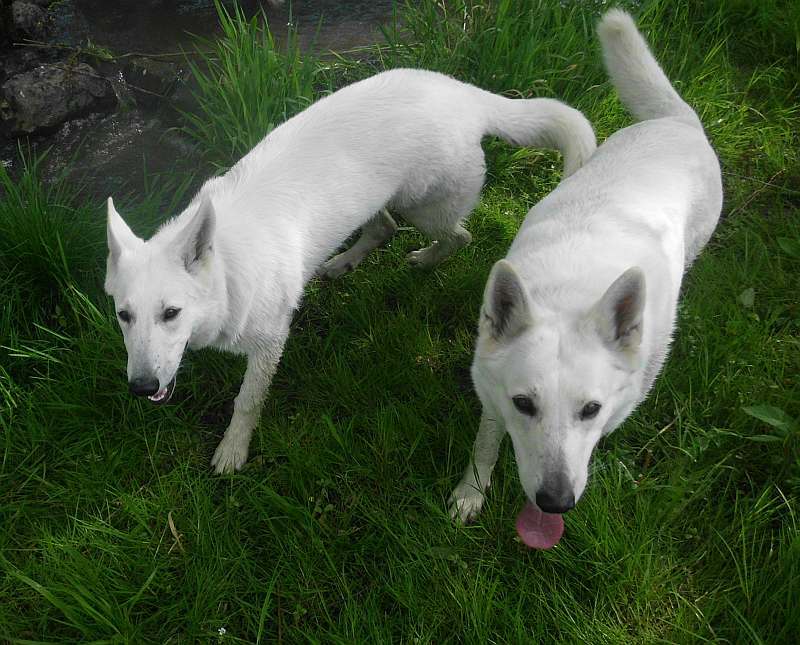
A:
591 267 646 351
481 259 532 341
177 196 216 272
106 197 140 263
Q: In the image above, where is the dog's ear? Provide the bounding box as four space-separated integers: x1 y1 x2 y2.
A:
176 196 216 272
591 267 646 351
106 197 141 263
481 259 532 341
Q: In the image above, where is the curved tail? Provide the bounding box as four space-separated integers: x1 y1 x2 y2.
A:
597 9 702 130
483 96 596 177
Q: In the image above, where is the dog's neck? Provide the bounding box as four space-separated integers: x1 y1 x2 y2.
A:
187 251 230 349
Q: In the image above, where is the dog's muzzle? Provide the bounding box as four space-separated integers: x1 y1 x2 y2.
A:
149 376 177 404
129 376 177 404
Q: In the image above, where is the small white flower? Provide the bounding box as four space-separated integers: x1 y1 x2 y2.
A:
218 627 227 636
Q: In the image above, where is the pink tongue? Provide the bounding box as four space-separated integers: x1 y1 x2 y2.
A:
515 502 565 549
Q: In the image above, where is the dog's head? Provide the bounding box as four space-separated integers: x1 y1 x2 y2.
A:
104 197 217 403
473 260 645 542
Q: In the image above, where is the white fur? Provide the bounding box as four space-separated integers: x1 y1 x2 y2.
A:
104 68 595 473
450 10 723 521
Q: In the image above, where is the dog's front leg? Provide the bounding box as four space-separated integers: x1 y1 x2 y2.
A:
448 412 506 523
211 338 285 474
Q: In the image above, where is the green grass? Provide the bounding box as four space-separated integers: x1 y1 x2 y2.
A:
1 0 799 642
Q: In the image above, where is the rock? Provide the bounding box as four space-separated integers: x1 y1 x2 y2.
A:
47 0 90 47
0 49 43 84
12 1 49 41
1 62 117 136
121 57 182 107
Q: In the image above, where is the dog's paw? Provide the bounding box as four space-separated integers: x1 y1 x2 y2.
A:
211 434 249 474
448 486 486 524
320 254 353 279
406 244 441 269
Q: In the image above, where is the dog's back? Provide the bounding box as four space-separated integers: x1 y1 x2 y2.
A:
512 10 722 283
596 9 722 265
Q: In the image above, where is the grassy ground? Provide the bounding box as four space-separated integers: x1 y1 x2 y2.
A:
1 0 799 642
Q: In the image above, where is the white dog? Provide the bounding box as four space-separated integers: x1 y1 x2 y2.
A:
449 10 723 549
104 68 595 473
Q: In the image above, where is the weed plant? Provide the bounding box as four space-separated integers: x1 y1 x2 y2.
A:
182 0 323 166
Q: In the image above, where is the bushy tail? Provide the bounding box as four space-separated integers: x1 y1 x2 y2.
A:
597 9 702 129
484 97 596 177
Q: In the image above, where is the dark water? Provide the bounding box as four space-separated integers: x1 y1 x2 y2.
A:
74 0 394 54
4 0 394 202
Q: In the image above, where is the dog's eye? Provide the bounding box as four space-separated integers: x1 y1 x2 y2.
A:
163 307 181 321
580 401 602 420
117 310 131 324
512 395 537 416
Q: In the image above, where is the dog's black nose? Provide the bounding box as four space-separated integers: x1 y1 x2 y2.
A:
129 377 160 397
535 489 575 514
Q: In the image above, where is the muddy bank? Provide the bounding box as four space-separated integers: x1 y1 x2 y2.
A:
1 0 393 201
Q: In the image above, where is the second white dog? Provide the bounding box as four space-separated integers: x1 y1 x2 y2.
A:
104 68 595 473
449 10 723 549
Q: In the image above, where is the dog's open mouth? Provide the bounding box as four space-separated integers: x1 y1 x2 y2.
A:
515 502 565 549
148 376 176 404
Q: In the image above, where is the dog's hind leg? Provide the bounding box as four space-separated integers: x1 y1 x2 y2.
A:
448 412 505 523
320 209 398 279
406 223 472 269
405 174 482 269
211 320 290 474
